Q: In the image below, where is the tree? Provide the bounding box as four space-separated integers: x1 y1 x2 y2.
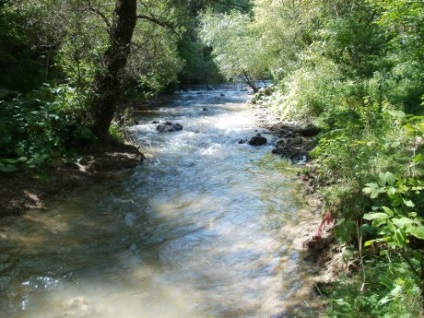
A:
0 2 53 91
53 0 182 143
199 11 268 91
0 0 257 148
251 0 320 79
91 0 254 142
90 0 137 143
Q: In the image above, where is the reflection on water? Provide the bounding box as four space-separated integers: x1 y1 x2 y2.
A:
0 85 318 317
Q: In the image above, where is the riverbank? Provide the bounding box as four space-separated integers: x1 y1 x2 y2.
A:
252 100 348 293
0 143 144 217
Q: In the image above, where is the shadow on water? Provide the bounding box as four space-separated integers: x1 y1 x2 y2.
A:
0 85 321 318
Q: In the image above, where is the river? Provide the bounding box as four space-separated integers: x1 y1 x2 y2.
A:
0 85 318 317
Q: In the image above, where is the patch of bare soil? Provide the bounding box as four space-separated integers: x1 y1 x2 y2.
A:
0 143 144 217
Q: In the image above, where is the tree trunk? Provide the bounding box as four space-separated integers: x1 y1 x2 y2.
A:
242 70 258 93
91 0 137 144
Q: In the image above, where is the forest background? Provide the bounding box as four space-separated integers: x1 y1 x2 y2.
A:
1 0 424 316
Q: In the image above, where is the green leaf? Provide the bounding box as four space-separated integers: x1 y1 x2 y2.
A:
363 212 390 221
363 183 385 198
409 226 424 240
394 229 406 246
364 182 379 189
413 154 423 164
403 199 415 208
408 178 420 187
390 196 403 207
364 240 375 247
404 123 417 135
0 163 18 173
361 223 377 235
380 250 388 256
379 172 396 186
376 219 389 228
1 158 18 164
409 116 424 121
388 110 406 118
387 220 396 233
382 206 395 217
391 141 400 148
392 217 414 228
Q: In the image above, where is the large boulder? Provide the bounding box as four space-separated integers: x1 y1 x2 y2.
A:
248 133 267 146
156 122 183 133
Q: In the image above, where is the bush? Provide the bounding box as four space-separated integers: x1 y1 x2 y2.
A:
0 84 96 172
323 258 423 318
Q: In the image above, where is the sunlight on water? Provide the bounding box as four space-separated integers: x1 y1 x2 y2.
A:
0 85 319 318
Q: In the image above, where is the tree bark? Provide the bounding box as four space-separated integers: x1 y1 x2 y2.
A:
91 0 137 144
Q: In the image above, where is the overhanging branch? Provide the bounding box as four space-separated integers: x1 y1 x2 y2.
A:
86 0 112 33
136 14 180 37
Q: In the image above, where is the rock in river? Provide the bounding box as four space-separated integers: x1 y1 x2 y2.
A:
156 122 183 133
248 133 267 146
298 124 321 137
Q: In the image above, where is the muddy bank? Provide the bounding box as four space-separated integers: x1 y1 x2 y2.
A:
0 143 144 217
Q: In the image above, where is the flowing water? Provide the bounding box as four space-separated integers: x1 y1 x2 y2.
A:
0 85 318 317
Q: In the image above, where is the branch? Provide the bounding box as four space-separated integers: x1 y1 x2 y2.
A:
86 0 111 32
137 14 180 37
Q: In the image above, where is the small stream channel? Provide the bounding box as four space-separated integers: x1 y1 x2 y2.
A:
0 85 319 317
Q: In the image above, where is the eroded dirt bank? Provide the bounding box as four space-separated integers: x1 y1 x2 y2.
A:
0 143 144 217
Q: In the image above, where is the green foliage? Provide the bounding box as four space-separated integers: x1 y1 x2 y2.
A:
371 0 424 64
259 53 343 121
363 172 424 248
251 0 320 78
108 123 124 144
177 36 223 85
0 84 97 172
199 10 269 89
384 61 424 115
0 2 51 91
310 101 404 241
323 259 423 317
0 91 58 170
320 0 390 79
127 18 183 96
359 115 424 289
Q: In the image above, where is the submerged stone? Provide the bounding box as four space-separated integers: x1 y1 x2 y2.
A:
156 122 183 133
